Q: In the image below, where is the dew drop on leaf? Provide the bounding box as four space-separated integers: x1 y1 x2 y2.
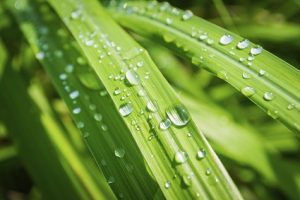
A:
114 148 126 158
236 39 249 49
182 10 193 20
146 100 157 112
259 69 266 76
267 110 279 119
77 72 102 90
35 52 45 60
205 168 211 176
183 174 193 187
126 70 141 85
159 118 171 130
219 34 233 45
196 148 206 160
70 90 79 99
73 107 81 114
250 46 263 55
166 104 190 127
94 113 102 121
174 150 189 164
242 72 251 79
241 86 256 97
119 103 133 117
166 18 173 25
263 92 274 101
164 181 171 189
107 176 115 184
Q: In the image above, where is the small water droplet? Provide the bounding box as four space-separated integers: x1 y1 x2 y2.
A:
219 34 233 45
164 181 171 189
83 132 90 138
77 72 102 90
100 90 108 96
287 103 296 110
85 39 94 46
70 90 79 99
94 113 102 121
114 88 122 95
183 174 193 186
35 52 45 60
101 124 108 131
65 64 74 73
205 168 211 176
59 73 67 80
263 92 274 101
259 69 266 76
242 72 251 79
137 61 144 67
159 119 171 130
237 39 249 49
107 176 115 184
73 107 81 114
166 104 190 127
174 150 188 164
114 148 125 158
267 110 279 119
206 38 214 45
76 121 84 129
146 100 157 112
126 70 141 85
196 148 206 160
119 103 133 117
138 89 146 97
199 32 208 41
217 70 228 80
166 18 173 25
250 46 263 56
241 86 256 97
70 9 81 19
182 10 193 20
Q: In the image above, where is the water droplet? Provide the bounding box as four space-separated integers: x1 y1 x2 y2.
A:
242 72 251 79
59 73 67 80
164 181 171 189
199 32 208 41
114 88 122 95
219 34 233 45
83 132 90 138
259 69 266 76
146 101 157 112
114 148 125 158
217 70 228 80
107 176 115 184
65 64 74 73
76 121 84 129
247 56 255 61
119 103 133 117
287 103 295 110
35 52 45 60
163 33 176 43
101 124 108 131
205 168 211 176
174 150 188 164
166 18 173 25
70 9 81 19
241 86 256 97
138 89 146 97
137 61 144 67
263 92 274 101
85 39 94 46
250 46 263 56
187 132 192 137
237 39 249 49
206 38 214 45
183 174 193 186
126 70 141 85
70 90 79 99
123 47 143 60
73 107 81 114
196 148 206 159
166 104 190 127
267 110 279 119
182 10 193 20
94 113 102 121
100 90 108 96
159 118 171 130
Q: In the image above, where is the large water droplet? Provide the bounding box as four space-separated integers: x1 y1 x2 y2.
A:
119 103 133 117
263 92 274 101
182 10 193 21
159 119 171 130
241 86 256 97
166 104 190 127
196 148 206 160
174 150 188 164
219 34 233 45
237 39 249 49
114 148 125 158
126 70 141 85
250 46 263 55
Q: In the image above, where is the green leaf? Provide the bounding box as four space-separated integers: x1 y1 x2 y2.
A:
9 0 243 198
108 1 300 134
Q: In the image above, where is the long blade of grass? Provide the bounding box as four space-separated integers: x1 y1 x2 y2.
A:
108 1 300 134
0 51 115 199
11 0 243 198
